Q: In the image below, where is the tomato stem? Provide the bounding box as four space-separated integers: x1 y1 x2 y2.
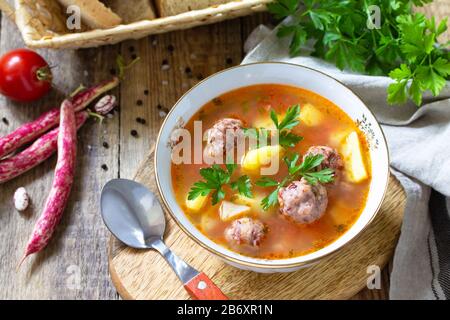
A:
36 66 53 82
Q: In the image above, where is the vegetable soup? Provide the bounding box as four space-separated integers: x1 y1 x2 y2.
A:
171 84 371 259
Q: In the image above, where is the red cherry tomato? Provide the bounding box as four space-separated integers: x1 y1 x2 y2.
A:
0 49 52 102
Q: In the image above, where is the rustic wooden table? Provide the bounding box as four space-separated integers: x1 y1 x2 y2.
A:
0 2 448 300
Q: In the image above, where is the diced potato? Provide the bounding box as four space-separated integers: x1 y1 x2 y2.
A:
231 193 273 219
252 116 276 130
299 103 324 126
329 129 351 148
219 201 251 221
241 145 284 172
341 131 368 183
185 194 208 212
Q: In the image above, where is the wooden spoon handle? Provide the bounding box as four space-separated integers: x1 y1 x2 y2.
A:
184 272 228 300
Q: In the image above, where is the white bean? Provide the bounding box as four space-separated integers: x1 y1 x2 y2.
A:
14 187 29 211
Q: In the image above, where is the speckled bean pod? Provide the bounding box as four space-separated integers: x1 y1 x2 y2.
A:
22 100 78 261
0 112 87 184
0 77 119 159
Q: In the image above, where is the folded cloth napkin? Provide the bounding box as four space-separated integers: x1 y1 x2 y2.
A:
242 24 450 300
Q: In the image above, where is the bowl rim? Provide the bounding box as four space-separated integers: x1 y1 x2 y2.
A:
154 61 390 269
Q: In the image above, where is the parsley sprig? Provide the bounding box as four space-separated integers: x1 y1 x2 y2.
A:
256 153 334 210
188 164 253 205
245 104 303 148
271 104 304 147
267 0 450 106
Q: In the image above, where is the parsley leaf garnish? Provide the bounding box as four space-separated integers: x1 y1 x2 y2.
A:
256 153 335 210
272 104 301 131
188 164 234 205
188 164 253 205
230 175 253 198
246 104 303 149
279 131 303 148
261 189 281 211
267 0 450 106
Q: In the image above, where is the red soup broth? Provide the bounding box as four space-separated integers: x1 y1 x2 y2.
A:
171 84 371 259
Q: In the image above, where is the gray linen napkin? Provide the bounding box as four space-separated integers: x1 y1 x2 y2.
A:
242 25 450 300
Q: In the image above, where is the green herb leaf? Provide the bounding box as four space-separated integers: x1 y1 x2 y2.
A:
389 64 411 80
231 175 253 198
303 168 335 185
387 80 408 104
276 104 301 131
268 0 450 106
433 57 450 76
266 0 299 19
187 181 212 200
416 64 447 96
261 188 280 210
226 163 237 174
298 154 325 173
211 188 225 205
270 109 279 128
279 131 303 148
409 79 422 106
243 127 270 149
188 164 236 205
255 177 279 187
248 104 303 149
283 153 301 174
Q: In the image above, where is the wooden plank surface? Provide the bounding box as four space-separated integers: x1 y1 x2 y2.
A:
0 1 121 298
0 1 448 299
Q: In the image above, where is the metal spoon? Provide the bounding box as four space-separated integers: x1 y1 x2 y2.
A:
100 178 228 300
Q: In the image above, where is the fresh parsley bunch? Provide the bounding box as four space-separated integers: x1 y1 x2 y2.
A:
267 0 450 106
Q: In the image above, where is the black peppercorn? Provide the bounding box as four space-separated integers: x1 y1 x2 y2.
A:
136 117 146 124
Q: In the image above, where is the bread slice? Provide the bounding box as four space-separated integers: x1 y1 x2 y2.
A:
57 0 122 29
155 0 234 17
104 0 156 23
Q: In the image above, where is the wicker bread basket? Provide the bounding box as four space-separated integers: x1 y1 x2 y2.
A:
0 0 271 49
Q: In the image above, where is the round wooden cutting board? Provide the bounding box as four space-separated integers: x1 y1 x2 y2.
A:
108 148 405 300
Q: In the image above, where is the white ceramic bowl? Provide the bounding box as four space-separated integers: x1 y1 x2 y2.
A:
155 62 389 273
